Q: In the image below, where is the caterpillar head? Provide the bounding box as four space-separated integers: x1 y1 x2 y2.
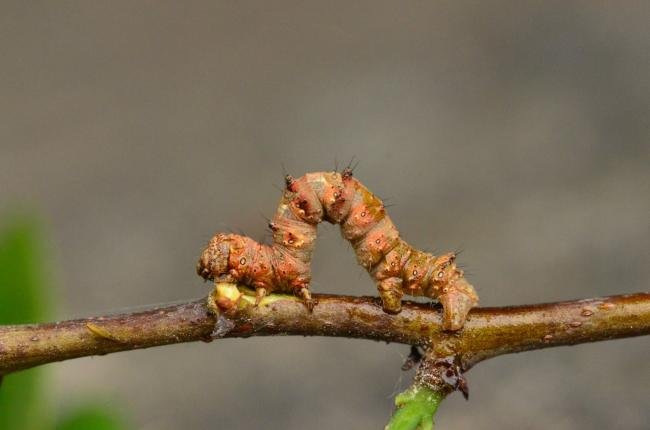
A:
197 234 231 281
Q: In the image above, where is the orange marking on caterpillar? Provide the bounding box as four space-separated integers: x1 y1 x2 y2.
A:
197 171 479 330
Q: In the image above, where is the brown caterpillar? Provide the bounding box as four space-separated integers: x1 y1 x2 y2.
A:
197 169 478 330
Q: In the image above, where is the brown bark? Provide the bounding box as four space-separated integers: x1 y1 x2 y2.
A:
0 291 648 375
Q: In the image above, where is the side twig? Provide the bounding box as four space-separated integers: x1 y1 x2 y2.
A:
1 290 648 376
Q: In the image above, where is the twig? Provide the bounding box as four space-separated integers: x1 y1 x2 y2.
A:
0 291 648 376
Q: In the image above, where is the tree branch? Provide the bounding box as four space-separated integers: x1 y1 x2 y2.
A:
0 289 648 376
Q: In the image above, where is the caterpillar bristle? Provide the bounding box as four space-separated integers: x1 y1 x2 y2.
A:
345 156 359 172
259 212 271 222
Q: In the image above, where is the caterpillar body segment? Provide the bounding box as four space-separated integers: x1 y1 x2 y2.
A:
197 170 479 330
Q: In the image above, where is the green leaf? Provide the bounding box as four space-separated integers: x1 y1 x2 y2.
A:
0 214 51 430
385 386 444 430
0 214 129 430
0 215 47 324
55 405 127 430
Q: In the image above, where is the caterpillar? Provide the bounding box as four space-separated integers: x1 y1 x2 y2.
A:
197 169 478 331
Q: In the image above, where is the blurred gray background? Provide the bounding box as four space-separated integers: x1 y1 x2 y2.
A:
1 1 649 429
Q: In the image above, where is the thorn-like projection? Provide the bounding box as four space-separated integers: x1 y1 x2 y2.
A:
86 322 124 343
458 375 469 400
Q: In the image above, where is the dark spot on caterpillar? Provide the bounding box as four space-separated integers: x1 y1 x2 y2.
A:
284 174 295 188
413 270 418 276
360 211 366 217
342 167 353 179
268 221 278 231
240 257 246 265
437 271 444 278
375 238 381 244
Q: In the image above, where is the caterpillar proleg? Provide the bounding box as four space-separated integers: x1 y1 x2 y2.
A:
197 169 478 330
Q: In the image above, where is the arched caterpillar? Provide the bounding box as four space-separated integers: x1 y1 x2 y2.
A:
197 169 478 330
